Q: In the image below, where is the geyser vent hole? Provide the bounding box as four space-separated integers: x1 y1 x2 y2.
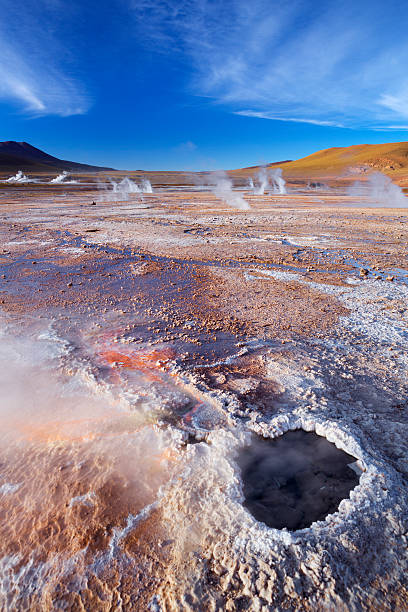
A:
238 430 361 531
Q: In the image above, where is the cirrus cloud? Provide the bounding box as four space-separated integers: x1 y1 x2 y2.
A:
0 0 89 117
129 0 408 130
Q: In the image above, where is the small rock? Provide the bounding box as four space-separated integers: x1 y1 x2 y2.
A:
360 268 368 276
386 275 394 281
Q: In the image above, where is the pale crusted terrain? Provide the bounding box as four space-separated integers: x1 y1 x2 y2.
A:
0 183 407 611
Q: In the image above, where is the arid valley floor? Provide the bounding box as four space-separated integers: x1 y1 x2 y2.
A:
0 178 407 610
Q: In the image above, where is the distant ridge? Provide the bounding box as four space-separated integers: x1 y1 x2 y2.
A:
2 140 408 184
0 141 115 172
228 141 408 186
271 141 408 179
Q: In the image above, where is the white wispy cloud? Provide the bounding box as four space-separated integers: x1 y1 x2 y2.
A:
234 111 344 128
0 0 89 117
379 90 408 119
177 141 198 151
129 0 408 130
372 126 408 132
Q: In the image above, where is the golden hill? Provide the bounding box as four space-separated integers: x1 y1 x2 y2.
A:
230 141 408 186
282 141 408 175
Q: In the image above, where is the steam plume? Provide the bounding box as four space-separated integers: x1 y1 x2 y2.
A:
2 171 38 184
50 171 78 184
110 177 140 199
348 172 407 207
254 168 269 195
270 168 287 194
140 178 153 193
110 177 153 199
253 167 287 195
210 172 250 210
98 177 154 202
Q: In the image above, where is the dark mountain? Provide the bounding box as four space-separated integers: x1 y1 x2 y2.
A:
0 141 115 172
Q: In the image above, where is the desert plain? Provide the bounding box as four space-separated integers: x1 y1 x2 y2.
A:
0 171 407 611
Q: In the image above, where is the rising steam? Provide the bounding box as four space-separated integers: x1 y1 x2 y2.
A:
348 172 407 207
253 168 269 195
99 177 154 201
110 177 140 199
2 171 38 184
0 316 183 608
140 178 153 193
210 172 250 210
50 171 78 184
271 168 287 194
253 167 287 195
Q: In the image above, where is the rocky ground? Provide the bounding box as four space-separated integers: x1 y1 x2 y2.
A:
0 182 407 611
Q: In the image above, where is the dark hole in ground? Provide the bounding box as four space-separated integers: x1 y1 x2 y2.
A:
238 429 361 531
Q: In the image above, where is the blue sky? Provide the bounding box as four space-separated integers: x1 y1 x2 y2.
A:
1 0 408 170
